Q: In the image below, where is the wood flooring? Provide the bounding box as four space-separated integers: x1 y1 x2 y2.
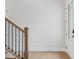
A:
28 51 71 59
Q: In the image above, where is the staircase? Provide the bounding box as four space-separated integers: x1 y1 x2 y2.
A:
5 17 28 59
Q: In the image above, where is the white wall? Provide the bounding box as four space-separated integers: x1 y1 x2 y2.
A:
5 0 65 51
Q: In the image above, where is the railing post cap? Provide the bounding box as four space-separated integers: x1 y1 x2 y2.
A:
24 27 28 30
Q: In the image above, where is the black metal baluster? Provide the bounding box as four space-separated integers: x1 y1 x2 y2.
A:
5 20 6 47
15 27 17 54
12 25 13 51
22 32 23 59
18 29 20 56
8 22 10 49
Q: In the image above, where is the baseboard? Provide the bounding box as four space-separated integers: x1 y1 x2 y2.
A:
29 47 64 51
28 51 65 53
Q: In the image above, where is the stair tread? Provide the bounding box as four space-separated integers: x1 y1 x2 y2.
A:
6 58 16 59
5 48 23 59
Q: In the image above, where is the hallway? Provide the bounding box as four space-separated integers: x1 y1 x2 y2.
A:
5 0 74 59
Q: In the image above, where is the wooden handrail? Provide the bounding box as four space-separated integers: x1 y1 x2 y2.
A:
5 17 25 33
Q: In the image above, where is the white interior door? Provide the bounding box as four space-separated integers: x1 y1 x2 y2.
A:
65 0 74 59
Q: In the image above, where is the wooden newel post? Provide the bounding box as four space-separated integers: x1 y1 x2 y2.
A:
24 27 28 59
